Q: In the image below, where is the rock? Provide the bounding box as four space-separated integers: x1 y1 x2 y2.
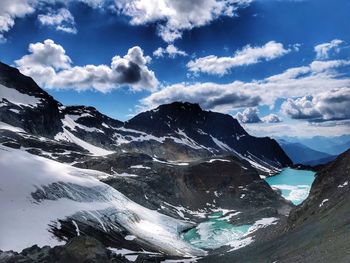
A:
56 236 109 263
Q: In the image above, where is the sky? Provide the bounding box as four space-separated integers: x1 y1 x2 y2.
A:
0 0 349 137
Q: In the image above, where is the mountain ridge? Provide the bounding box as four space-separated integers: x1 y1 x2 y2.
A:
0 61 292 173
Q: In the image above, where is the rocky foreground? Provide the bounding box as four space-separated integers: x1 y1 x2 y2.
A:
0 236 130 263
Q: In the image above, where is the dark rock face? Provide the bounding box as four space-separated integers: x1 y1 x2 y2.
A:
0 62 63 138
0 236 130 263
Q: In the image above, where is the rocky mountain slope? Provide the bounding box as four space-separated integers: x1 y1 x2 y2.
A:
201 149 350 263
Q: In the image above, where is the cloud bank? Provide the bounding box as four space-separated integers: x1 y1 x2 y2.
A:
141 58 350 114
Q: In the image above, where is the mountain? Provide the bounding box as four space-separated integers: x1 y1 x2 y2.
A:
0 61 294 260
278 135 350 156
277 139 336 165
0 61 292 174
126 102 292 170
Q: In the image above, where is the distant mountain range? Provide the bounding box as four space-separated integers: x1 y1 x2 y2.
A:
277 139 337 165
277 135 350 156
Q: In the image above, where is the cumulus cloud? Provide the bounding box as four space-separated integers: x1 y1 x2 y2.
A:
281 88 350 122
187 41 290 75
116 0 251 43
140 82 261 113
153 44 187 58
38 8 77 34
16 39 72 70
235 107 261 123
281 96 322 120
261 114 282 123
0 0 34 41
314 39 344 60
235 108 282 124
140 58 350 114
15 39 158 92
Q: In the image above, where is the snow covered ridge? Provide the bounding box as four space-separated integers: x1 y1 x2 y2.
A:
0 146 205 257
0 84 42 108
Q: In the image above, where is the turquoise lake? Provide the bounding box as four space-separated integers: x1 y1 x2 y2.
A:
265 168 316 205
183 168 316 249
182 212 251 249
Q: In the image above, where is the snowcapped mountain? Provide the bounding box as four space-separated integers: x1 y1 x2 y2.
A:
0 61 291 175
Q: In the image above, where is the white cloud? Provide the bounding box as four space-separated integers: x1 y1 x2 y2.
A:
235 108 282 124
0 0 112 41
244 120 350 138
0 0 34 41
116 0 251 43
261 114 282 123
235 107 261 123
309 59 350 73
15 39 72 70
314 39 344 60
281 96 321 120
281 88 350 121
15 39 158 92
187 41 290 75
140 58 350 114
38 8 77 34
153 44 187 58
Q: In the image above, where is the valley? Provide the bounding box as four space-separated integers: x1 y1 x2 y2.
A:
0 61 349 262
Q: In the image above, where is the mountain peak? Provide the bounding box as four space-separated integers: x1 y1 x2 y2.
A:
156 101 202 112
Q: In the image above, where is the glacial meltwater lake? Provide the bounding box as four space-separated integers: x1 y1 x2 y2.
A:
183 168 316 250
265 168 316 205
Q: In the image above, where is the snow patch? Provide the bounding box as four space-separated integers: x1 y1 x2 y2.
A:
0 121 25 133
338 181 348 188
130 165 151 170
55 128 113 156
0 84 42 108
319 199 329 207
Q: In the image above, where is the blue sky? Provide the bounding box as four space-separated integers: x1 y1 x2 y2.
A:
1 0 349 137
